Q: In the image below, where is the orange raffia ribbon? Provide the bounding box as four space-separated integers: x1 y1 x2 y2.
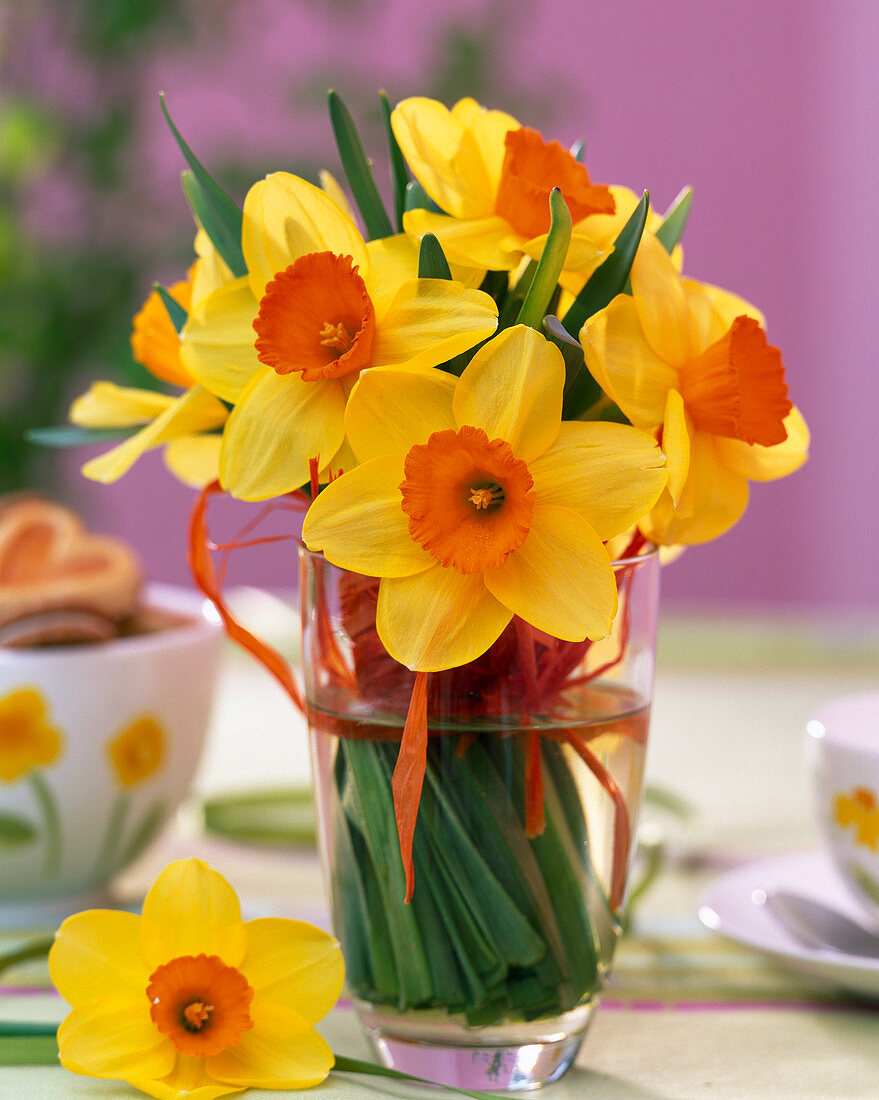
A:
563 729 631 911
188 481 305 715
392 670 430 903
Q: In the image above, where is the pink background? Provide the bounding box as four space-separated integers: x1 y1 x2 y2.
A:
54 0 876 613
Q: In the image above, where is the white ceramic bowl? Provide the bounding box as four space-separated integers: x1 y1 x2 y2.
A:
807 691 879 921
0 583 222 925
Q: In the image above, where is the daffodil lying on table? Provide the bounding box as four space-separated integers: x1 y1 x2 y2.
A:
48 859 343 1098
43 858 493 1099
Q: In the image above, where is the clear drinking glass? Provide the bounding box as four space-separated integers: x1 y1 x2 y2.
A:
300 546 659 1092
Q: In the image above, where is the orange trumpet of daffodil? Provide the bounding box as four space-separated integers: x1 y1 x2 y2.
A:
391 96 616 278
581 233 809 545
180 173 499 500
302 324 667 672
49 858 344 1099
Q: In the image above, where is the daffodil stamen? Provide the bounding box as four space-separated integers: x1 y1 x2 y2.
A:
469 484 504 510
183 1001 214 1030
319 320 354 353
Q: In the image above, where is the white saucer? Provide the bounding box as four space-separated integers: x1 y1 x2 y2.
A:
699 849 879 1000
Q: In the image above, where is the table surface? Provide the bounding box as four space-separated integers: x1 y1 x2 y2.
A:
3 595 879 1099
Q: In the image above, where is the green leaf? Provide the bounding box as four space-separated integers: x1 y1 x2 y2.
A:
327 90 393 241
570 139 586 162
379 90 409 233
154 282 187 334
543 314 595 414
159 93 246 277
655 186 693 254
0 811 36 848
0 934 53 977
561 190 649 338
405 180 442 213
516 188 572 330
26 425 137 448
202 787 315 846
180 170 246 279
417 233 452 280
333 1053 493 1098
0 1034 58 1066
341 740 434 1008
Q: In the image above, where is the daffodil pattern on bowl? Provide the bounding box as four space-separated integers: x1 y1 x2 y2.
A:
0 584 222 924
808 691 879 921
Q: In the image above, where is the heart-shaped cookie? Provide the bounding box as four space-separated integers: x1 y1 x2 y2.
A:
0 498 143 631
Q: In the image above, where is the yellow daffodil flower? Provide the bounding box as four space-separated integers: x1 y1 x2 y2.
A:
581 233 809 545
391 96 616 277
49 858 344 1099
181 173 498 501
0 686 63 782
70 230 233 488
302 325 667 671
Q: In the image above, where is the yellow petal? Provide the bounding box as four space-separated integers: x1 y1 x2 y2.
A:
301 456 432 577
454 325 563 463
207 1003 333 1089
714 405 810 482
49 909 146 1005
662 388 691 506
242 172 369 300
191 227 234 307
402 209 521 270
370 279 498 370
630 231 695 366
164 433 222 488
318 168 356 222
140 859 246 970
240 918 343 1024
640 431 749 545
521 229 607 278
365 233 419 318
377 568 512 671
345 367 457 462
69 382 175 428
81 386 227 484
485 505 617 640
181 277 261 404
528 421 667 540
220 370 345 501
580 294 676 428
133 1055 243 1100
56 997 174 1082
392 97 496 217
687 277 766 332
450 97 519 192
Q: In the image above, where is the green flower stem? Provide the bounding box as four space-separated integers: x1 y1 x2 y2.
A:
27 771 62 878
330 731 611 1027
92 792 130 882
516 188 572 330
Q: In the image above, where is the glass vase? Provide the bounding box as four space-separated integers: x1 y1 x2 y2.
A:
300 546 659 1092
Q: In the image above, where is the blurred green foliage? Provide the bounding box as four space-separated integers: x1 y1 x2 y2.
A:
0 1 201 493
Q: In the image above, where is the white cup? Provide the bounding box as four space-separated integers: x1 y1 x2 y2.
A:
807 691 879 919
0 583 222 925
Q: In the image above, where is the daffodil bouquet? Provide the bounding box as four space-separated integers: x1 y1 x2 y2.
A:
57 91 808 1072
